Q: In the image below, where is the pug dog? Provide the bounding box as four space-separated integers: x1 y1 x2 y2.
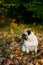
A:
22 30 38 54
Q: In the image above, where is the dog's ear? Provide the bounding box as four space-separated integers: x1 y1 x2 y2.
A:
27 30 31 35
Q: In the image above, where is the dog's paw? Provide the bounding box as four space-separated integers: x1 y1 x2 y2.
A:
26 49 29 53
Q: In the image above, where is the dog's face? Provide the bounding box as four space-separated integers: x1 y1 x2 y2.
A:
22 30 31 40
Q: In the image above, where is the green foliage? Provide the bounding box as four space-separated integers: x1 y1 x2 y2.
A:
0 0 43 24
0 17 11 27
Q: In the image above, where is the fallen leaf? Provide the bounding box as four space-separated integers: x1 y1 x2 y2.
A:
38 58 43 64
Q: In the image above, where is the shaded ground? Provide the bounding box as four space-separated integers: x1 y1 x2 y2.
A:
0 24 43 65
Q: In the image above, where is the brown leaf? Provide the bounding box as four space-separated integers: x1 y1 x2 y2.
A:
7 59 14 65
15 49 21 55
27 62 33 65
38 58 43 64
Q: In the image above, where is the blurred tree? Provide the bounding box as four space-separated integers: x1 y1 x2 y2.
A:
0 0 43 24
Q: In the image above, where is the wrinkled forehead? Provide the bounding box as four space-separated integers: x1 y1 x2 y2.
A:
23 30 28 35
22 30 31 35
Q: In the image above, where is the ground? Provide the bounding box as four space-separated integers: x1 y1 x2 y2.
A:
0 24 43 65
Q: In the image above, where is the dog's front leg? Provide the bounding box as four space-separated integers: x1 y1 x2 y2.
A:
22 45 26 52
35 46 38 54
26 47 29 53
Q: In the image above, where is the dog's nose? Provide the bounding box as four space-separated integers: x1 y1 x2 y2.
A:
22 34 28 40
22 34 26 37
